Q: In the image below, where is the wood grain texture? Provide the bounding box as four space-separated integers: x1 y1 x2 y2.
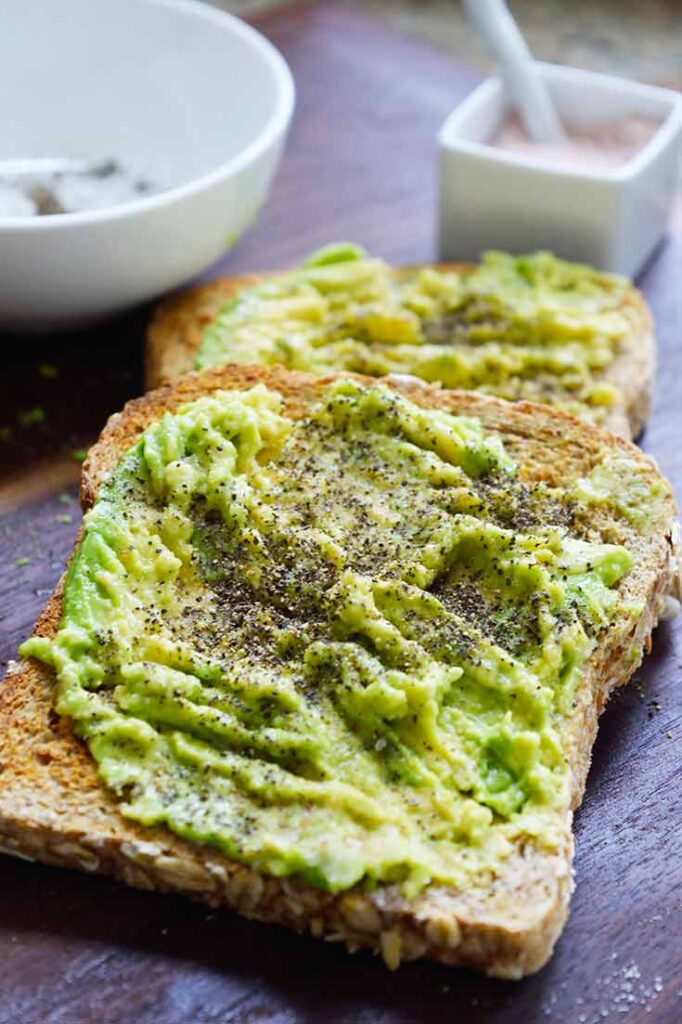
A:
0 5 680 1022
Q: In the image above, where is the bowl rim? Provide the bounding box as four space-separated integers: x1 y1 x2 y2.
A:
0 0 295 233
439 62 682 185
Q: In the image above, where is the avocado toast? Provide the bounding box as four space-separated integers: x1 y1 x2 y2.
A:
2 365 678 978
146 246 654 439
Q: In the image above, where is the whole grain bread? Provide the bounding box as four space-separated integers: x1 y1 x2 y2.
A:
145 267 655 439
1 366 678 979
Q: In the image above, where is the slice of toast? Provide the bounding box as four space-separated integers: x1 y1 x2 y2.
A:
145 265 655 439
1 366 678 979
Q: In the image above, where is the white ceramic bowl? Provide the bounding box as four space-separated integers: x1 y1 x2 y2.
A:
439 64 682 277
0 0 294 330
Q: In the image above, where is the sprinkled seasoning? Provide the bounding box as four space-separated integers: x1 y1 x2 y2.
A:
22 380 636 895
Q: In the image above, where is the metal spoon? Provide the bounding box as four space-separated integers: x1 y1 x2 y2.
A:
0 157 118 178
0 158 120 217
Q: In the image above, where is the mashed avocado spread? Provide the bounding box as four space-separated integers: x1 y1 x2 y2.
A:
575 453 667 530
23 381 635 895
196 245 630 423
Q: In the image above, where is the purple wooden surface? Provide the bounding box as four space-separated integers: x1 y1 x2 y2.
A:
0 6 680 1022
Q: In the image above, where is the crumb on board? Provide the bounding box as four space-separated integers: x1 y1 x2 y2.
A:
38 363 60 380
18 407 46 428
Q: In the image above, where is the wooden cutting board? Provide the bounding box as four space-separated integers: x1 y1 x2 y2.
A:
0 6 680 1022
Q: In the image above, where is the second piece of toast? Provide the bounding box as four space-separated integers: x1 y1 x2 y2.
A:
146 247 655 438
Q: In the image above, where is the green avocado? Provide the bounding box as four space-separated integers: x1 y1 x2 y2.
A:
574 453 667 530
23 381 636 895
196 245 631 424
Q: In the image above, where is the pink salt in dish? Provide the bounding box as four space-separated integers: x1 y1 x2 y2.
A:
489 112 661 171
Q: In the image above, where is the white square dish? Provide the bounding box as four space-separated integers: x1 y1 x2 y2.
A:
438 63 682 276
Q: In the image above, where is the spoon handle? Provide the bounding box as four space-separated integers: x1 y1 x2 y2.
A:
0 157 107 178
463 0 565 142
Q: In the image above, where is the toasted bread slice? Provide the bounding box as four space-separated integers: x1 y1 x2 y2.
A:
145 266 655 439
1 366 678 979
